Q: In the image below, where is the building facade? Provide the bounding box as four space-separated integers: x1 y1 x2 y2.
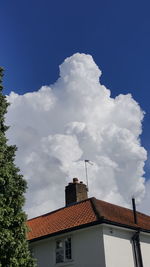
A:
27 178 150 267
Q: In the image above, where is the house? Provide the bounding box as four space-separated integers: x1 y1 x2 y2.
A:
27 178 150 267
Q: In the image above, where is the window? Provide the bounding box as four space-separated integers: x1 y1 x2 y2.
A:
56 237 72 264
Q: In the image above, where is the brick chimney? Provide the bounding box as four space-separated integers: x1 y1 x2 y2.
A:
65 178 88 206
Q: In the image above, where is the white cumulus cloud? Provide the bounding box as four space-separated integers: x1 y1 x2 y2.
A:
6 53 147 218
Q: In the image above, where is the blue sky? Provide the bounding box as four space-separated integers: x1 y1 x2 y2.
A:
1 0 150 181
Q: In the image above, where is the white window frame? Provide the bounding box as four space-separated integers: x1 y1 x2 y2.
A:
55 236 72 264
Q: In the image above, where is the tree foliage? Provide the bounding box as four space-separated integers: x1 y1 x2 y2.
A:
0 67 36 267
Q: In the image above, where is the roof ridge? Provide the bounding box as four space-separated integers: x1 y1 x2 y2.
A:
28 197 93 222
28 197 150 222
90 197 104 221
27 197 150 242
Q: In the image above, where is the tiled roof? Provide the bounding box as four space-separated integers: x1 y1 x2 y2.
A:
27 199 97 241
92 198 150 231
27 198 150 241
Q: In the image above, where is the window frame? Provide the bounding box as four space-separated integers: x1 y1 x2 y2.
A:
55 236 72 264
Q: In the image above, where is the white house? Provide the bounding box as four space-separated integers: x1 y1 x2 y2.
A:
27 178 150 267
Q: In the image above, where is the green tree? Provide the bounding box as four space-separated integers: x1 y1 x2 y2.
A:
0 67 36 267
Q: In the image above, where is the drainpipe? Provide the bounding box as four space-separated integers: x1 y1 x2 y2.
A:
132 231 143 267
131 198 143 267
132 198 138 224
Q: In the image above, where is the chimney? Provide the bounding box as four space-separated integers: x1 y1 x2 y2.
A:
65 178 88 206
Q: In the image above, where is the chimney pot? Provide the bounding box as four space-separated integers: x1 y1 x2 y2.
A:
73 177 79 183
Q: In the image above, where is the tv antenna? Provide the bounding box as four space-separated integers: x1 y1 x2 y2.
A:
84 160 93 191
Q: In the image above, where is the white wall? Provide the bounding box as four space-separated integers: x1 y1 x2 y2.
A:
30 225 106 267
103 225 135 267
72 225 105 267
30 224 150 267
30 238 54 267
140 233 150 267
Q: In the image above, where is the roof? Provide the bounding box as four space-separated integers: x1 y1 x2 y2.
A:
27 197 150 242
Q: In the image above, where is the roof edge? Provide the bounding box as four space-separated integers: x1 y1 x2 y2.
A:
29 220 101 243
28 217 150 243
102 219 150 234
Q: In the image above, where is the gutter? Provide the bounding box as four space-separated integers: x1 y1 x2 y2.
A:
132 231 143 267
29 216 150 244
28 220 102 243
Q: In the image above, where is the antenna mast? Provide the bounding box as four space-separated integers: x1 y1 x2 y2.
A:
84 160 89 191
84 160 93 191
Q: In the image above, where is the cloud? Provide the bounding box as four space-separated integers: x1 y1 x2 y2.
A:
6 53 147 218
138 179 150 214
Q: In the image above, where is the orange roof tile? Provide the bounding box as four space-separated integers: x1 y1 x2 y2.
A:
27 199 97 241
27 198 150 241
92 198 150 231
